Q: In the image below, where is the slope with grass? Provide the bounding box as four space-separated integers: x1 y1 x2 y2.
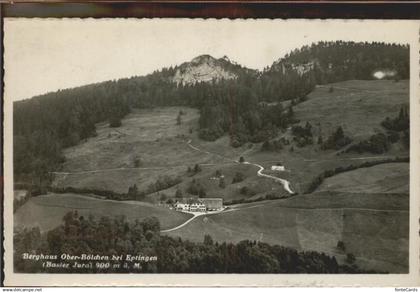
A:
52 106 290 202
14 193 192 232
167 191 409 273
247 79 409 193
317 162 409 194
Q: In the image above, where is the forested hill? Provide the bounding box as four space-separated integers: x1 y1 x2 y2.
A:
266 41 409 84
13 41 409 191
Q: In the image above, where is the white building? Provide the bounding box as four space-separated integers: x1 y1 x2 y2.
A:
174 198 223 212
189 202 206 212
271 165 285 171
174 202 190 212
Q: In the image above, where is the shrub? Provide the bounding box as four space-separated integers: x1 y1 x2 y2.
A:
346 253 356 264
193 164 202 173
219 177 226 189
133 157 141 167
239 186 256 196
232 172 245 184
291 122 313 147
109 117 122 128
337 241 346 252
381 106 409 132
261 139 283 152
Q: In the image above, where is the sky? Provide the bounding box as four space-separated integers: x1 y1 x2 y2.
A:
4 19 416 101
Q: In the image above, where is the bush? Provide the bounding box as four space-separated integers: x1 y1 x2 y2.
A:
109 117 122 128
381 106 409 132
232 172 245 184
261 139 283 152
193 164 202 173
346 253 356 264
291 122 313 147
219 177 226 189
199 127 224 142
337 241 346 252
239 186 256 196
133 157 141 167
387 131 400 143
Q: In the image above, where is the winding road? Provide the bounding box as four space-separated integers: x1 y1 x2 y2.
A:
187 139 295 194
161 214 202 232
243 161 294 194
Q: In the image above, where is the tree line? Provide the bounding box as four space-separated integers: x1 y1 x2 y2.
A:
14 213 382 273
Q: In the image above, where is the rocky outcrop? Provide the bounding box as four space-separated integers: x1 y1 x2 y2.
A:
172 55 238 86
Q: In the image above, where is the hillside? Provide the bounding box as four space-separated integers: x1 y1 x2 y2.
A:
47 78 409 199
13 42 409 193
167 191 409 273
248 79 409 193
51 106 290 202
14 193 193 232
12 41 411 275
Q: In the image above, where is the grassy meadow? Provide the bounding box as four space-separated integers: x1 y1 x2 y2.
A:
14 193 192 232
167 191 409 273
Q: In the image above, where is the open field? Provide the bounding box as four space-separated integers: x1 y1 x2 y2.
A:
14 193 192 232
296 80 409 139
318 162 409 194
168 191 409 273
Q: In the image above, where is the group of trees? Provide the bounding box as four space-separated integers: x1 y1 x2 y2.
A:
14 213 379 273
381 106 410 148
261 138 285 152
345 106 409 155
291 122 314 147
187 164 202 176
381 107 409 132
346 133 390 154
232 172 245 184
146 175 182 195
321 126 352 151
186 179 207 198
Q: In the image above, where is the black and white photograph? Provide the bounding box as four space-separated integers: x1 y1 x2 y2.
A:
2 18 419 286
